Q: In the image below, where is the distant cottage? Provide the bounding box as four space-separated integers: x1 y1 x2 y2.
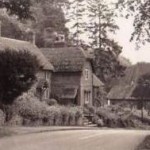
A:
41 47 103 106
107 63 150 108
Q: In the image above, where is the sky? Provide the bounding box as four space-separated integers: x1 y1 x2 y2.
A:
114 17 150 65
107 0 150 64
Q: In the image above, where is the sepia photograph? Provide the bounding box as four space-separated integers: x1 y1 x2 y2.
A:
0 0 150 150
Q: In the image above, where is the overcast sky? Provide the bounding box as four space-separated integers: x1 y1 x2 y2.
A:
108 0 150 64
114 17 150 65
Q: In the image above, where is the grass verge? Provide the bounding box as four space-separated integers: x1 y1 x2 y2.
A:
136 135 150 150
0 127 15 138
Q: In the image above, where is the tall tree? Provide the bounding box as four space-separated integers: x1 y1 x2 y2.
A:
0 0 70 47
116 0 150 46
0 10 28 40
0 0 32 20
28 0 69 47
67 0 86 46
85 0 125 88
86 0 119 49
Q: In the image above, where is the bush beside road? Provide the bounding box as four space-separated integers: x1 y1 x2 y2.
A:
136 135 150 150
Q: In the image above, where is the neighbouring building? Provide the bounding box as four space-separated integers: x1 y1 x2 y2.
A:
107 63 150 108
0 37 54 99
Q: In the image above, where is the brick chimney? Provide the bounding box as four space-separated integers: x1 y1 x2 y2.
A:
44 28 66 48
25 28 36 45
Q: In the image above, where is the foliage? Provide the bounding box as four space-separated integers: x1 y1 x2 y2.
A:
13 93 83 126
94 87 107 107
0 127 15 137
15 93 47 120
136 135 150 150
0 0 32 20
43 98 58 106
29 0 69 47
94 48 126 88
116 0 150 46
132 73 150 98
84 104 95 115
67 0 86 45
0 49 40 105
83 0 126 86
0 11 25 40
0 0 69 47
0 109 5 126
6 115 23 126
86 0 119 49
96 119 104 127
94 105 143 128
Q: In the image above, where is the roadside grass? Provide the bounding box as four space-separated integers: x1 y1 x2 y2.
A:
0 127 15 138
136 135 150 150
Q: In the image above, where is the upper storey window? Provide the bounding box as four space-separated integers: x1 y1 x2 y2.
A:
85 69 89 80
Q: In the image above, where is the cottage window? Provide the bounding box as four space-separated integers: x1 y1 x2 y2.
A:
85 69 89 80
84 91 91 104
43 71 50 99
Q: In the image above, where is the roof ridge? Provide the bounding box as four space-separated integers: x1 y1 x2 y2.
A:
0 37 54 71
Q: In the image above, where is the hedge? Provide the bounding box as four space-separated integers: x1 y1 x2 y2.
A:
0 109 5 126
9 93 84 126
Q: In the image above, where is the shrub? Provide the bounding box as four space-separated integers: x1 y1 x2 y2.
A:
97 119 104 127
84 104 95 115
96 107 123 128
43 99 58 106
7 115 23 126
92 115 99 124
14 93 48 126
45 106 83 126
74 107 83 126
53 106 62 126
94 105 146 128
68 107 76 126
60 106 70 126
136 135 150 150
0 49 40 105
0 110 5 126
11 93 84 126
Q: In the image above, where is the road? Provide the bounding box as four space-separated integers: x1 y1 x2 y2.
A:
0 129 149 150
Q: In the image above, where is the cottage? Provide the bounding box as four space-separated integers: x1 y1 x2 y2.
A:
0 37 54 99
41 46 103 106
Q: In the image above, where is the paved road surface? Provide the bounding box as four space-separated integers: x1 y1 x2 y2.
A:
0 129 149 150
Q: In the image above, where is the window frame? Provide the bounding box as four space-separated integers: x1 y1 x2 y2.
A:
85 69 89 80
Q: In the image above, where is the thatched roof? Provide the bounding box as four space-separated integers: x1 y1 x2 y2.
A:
41 47 92 72
108 63 150 100
0 37 54 71
107 85 136 100
93 74 104 87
